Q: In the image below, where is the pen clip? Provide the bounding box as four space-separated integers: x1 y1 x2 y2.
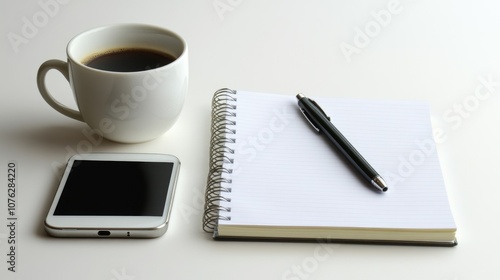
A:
299 108 320 132
298 95 331 133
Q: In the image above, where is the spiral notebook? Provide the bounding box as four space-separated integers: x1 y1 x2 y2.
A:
203 88 457 246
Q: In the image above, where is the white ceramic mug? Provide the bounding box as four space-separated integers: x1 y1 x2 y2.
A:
37 24 188 143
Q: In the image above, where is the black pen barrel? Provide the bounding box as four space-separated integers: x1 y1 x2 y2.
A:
298 97 377 182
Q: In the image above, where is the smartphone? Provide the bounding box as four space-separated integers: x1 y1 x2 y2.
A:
44 153 180 238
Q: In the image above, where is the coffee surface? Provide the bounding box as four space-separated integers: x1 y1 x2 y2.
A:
84 48 176 72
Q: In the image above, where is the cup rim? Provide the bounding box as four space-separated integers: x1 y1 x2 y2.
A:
66 23 187 75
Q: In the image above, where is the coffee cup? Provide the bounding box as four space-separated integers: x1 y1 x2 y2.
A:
37 23 188 143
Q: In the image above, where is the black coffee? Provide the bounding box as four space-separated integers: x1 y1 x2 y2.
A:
84 48 176 72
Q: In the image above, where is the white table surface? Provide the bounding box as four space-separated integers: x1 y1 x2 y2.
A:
1 0 500 279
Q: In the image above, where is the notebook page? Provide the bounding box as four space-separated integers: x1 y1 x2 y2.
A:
218 91 456 230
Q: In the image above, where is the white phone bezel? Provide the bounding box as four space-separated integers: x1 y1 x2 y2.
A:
44 153 180 238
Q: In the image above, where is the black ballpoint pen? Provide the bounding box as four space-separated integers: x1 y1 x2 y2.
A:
296 94 388 192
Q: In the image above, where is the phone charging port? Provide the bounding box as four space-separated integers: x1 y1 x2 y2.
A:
98 230 111 236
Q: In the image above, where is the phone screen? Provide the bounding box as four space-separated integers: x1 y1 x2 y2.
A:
53 160 174 216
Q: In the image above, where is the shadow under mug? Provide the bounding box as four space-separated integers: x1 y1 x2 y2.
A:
37 24 188 143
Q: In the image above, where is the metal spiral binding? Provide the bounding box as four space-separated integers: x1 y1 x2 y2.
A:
203 88 237 232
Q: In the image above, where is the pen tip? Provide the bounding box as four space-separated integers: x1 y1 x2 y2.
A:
296 93 305 100
372 176 388 192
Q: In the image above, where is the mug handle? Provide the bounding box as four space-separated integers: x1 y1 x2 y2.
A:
37 59 84 122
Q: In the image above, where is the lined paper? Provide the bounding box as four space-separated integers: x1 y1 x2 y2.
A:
218 91 456 230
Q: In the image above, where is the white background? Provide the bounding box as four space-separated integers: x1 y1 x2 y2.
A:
1 0 500 279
